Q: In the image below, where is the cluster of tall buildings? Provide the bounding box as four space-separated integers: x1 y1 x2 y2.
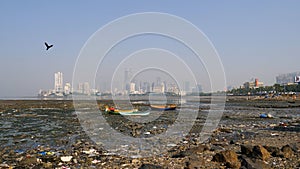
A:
128 80 176 94
276 71 300 85
126 80 201 95
52 72 73 95
39 70 203 97
242 78 264 89
123 69 202 95
39 72 98 97
39 72 71 97
236 71 300 91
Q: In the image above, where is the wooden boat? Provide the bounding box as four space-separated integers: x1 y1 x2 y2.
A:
120 110 150 116
105 106 119 114
105 106 139 115
150 104 177 111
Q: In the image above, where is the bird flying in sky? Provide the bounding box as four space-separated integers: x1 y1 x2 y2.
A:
44 42 53 50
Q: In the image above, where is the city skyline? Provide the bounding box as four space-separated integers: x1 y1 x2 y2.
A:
1 1 300 97
39 71 203 97
38 69 300 98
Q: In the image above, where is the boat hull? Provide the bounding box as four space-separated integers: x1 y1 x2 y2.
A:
105 107 139 115
120 111 150 116
150 105 177 111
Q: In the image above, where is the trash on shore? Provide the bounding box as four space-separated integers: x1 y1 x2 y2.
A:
60 156 73 162
259 113 273 118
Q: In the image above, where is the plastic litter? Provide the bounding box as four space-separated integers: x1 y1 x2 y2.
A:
60 156 73 162
259 113 273 118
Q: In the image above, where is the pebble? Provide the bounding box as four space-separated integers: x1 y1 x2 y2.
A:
60 156 73 162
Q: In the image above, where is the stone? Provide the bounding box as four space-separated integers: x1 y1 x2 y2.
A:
131 159 140 164
281 145 294 158
0 163 11 169
253 145 271 161
171 151 186 158
186 158 207 169
186 144 209 155
289 143 300 152
241 144 253 157
42 162 53 168
20 156 38 166
240 155 271 169
264 146 282 157
139 164 163 169
212 150 241 169
218 128 233 133
210 145 225 151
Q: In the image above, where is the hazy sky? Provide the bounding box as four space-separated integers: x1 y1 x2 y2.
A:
0 1 300 97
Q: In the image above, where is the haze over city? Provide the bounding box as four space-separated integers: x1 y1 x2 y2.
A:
1 1 300 97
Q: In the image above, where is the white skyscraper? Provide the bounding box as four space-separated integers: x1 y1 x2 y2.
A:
54 72 63 93
83 82 90 94
130 82 136 93
64 82 71 95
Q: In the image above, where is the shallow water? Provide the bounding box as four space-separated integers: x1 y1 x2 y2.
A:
0 101 299 153
0 109 83 152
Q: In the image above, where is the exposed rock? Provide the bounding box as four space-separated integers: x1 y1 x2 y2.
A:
217 127 233 133
1 100 300 168
253 145 271 161
289 143 300 152
241 144 253 157
42 162 53 168
264 146 282 157
212 150 241 169
186 158 208 169
139 164 163 169
131 158 140 164
0 163 12 169
186 144 209 155
240 155 271 169
210 145 225 151
171 151 186 158
281 145 294 158
20 156 38 166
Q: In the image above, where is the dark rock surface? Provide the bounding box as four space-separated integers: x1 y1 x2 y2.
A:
212 150 241 169
0 99 299 168
253 145 271 161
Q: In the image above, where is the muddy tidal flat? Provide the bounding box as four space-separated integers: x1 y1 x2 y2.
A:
0 97 299 169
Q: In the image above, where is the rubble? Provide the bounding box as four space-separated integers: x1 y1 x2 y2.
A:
0 100 299 168
212 150 241 169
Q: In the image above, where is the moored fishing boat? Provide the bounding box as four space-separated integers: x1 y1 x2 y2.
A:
120 110 150 116
150 104 177 111
104 106 139 115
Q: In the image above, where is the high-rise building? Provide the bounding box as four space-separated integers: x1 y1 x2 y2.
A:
83 82 90 94
184 81 190 93
276 72 300 85
78 82 90 94
142 82 150 93
167 83 179 94
192 84 202 93
78 83 84 94
54 72 63 93
243 78 264 89
64 83 71 95
124 68 132 92
130 82 136 93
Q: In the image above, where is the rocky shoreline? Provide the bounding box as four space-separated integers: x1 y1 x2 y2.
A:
0 99 299 168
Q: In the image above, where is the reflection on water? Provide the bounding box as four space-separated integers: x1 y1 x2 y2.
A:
0 109 83 152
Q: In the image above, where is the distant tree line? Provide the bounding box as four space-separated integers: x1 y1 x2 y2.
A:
228 83 300 96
